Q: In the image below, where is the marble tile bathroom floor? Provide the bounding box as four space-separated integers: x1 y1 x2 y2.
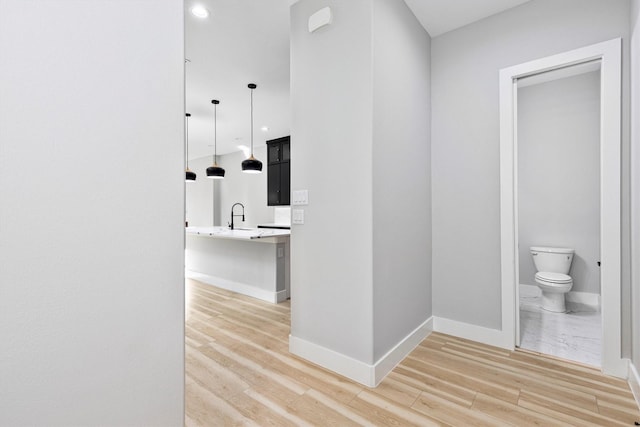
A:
519 289 601 367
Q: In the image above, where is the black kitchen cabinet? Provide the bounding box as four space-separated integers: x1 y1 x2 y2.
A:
266 136 290 206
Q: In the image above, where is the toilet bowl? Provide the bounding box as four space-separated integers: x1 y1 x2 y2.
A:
534 271 573 312
530 246 575 313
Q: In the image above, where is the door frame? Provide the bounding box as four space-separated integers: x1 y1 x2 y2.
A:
498 38 626 378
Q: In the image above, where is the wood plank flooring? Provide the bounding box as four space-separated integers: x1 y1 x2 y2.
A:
185 279 640 426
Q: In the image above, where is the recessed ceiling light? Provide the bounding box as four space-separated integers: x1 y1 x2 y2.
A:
261 126 269 132
191 5 209 18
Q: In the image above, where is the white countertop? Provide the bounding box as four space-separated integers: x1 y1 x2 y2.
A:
186 226 290 241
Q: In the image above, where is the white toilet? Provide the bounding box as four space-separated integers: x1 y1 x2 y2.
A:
530 246 574 313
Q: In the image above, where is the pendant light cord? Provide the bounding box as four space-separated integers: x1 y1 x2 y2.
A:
215 103 217 161
211 101 218 227
250 86 254 156
185 59 191 171
185 113 190 169
240 83 261 173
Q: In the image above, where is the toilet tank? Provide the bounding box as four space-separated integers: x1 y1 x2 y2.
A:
530 246 574 274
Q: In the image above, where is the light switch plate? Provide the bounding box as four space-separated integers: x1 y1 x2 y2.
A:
292 190 308 205
292 209 304 225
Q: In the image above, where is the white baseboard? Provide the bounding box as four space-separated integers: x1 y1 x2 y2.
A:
519 284 600 310
275 289 288 303
289 334 374 386
290 317 433 388
565 291 600 309
519 283 540 298
629 362 640 411
186 271 280 303
373 317 433 386
433 316 511 350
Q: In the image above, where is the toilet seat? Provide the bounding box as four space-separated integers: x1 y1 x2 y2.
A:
535 271 572 284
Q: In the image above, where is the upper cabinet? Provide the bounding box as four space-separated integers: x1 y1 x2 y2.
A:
266 136 290 206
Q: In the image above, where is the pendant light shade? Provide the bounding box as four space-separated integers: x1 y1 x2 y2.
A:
206 99 225 179
242 83 263 174
206 166 225 178
185 113 196 182
206 165 225 178
241 156 262 173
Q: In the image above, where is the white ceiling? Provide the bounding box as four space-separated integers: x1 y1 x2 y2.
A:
185 0 290 159
403 0 532 37
185 0 532 159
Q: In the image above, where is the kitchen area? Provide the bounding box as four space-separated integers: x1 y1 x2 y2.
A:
185 137 292 303
184 0 292 304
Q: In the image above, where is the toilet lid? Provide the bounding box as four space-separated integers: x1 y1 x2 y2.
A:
535 272 572 284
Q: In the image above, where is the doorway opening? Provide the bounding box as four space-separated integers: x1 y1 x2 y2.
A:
516 62 601 366
499 38 626 378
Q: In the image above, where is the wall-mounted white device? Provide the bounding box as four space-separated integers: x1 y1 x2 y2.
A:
308 7 332 33
292 209 305 225
292 189 308 205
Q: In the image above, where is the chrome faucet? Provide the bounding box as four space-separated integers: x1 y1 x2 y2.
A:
229 203 245 230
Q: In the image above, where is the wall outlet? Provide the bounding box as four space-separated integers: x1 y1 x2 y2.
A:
292 209 304 224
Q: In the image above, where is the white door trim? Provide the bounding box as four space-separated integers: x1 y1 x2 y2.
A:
499 38 626 378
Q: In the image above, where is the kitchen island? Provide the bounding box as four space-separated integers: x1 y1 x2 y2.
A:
185 227 290 303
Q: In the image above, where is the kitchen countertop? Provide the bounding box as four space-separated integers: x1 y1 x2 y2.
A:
186 226 290 241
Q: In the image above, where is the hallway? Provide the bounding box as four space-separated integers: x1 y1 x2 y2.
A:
185 279 639 426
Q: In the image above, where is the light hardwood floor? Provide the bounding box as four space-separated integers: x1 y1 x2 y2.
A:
185 279 640 426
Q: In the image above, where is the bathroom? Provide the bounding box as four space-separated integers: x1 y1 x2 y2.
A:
516 64 602 366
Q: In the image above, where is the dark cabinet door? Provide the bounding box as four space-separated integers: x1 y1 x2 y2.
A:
280 161 290 205
268 163 281 205
266 136 291 206
268 143 281 164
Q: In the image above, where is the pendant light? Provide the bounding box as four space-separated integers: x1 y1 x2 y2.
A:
241 83 263 173
206 99 225 179
185 113 196 182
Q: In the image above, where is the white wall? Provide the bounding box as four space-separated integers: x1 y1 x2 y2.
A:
0 1 185 425
218 146 274 227
186 146 274 228
631 0 640 371
290 0 431 383
371 0 432 361
431 0 630 336
518 72 601 295
186 155 219 226
290 0 375 365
